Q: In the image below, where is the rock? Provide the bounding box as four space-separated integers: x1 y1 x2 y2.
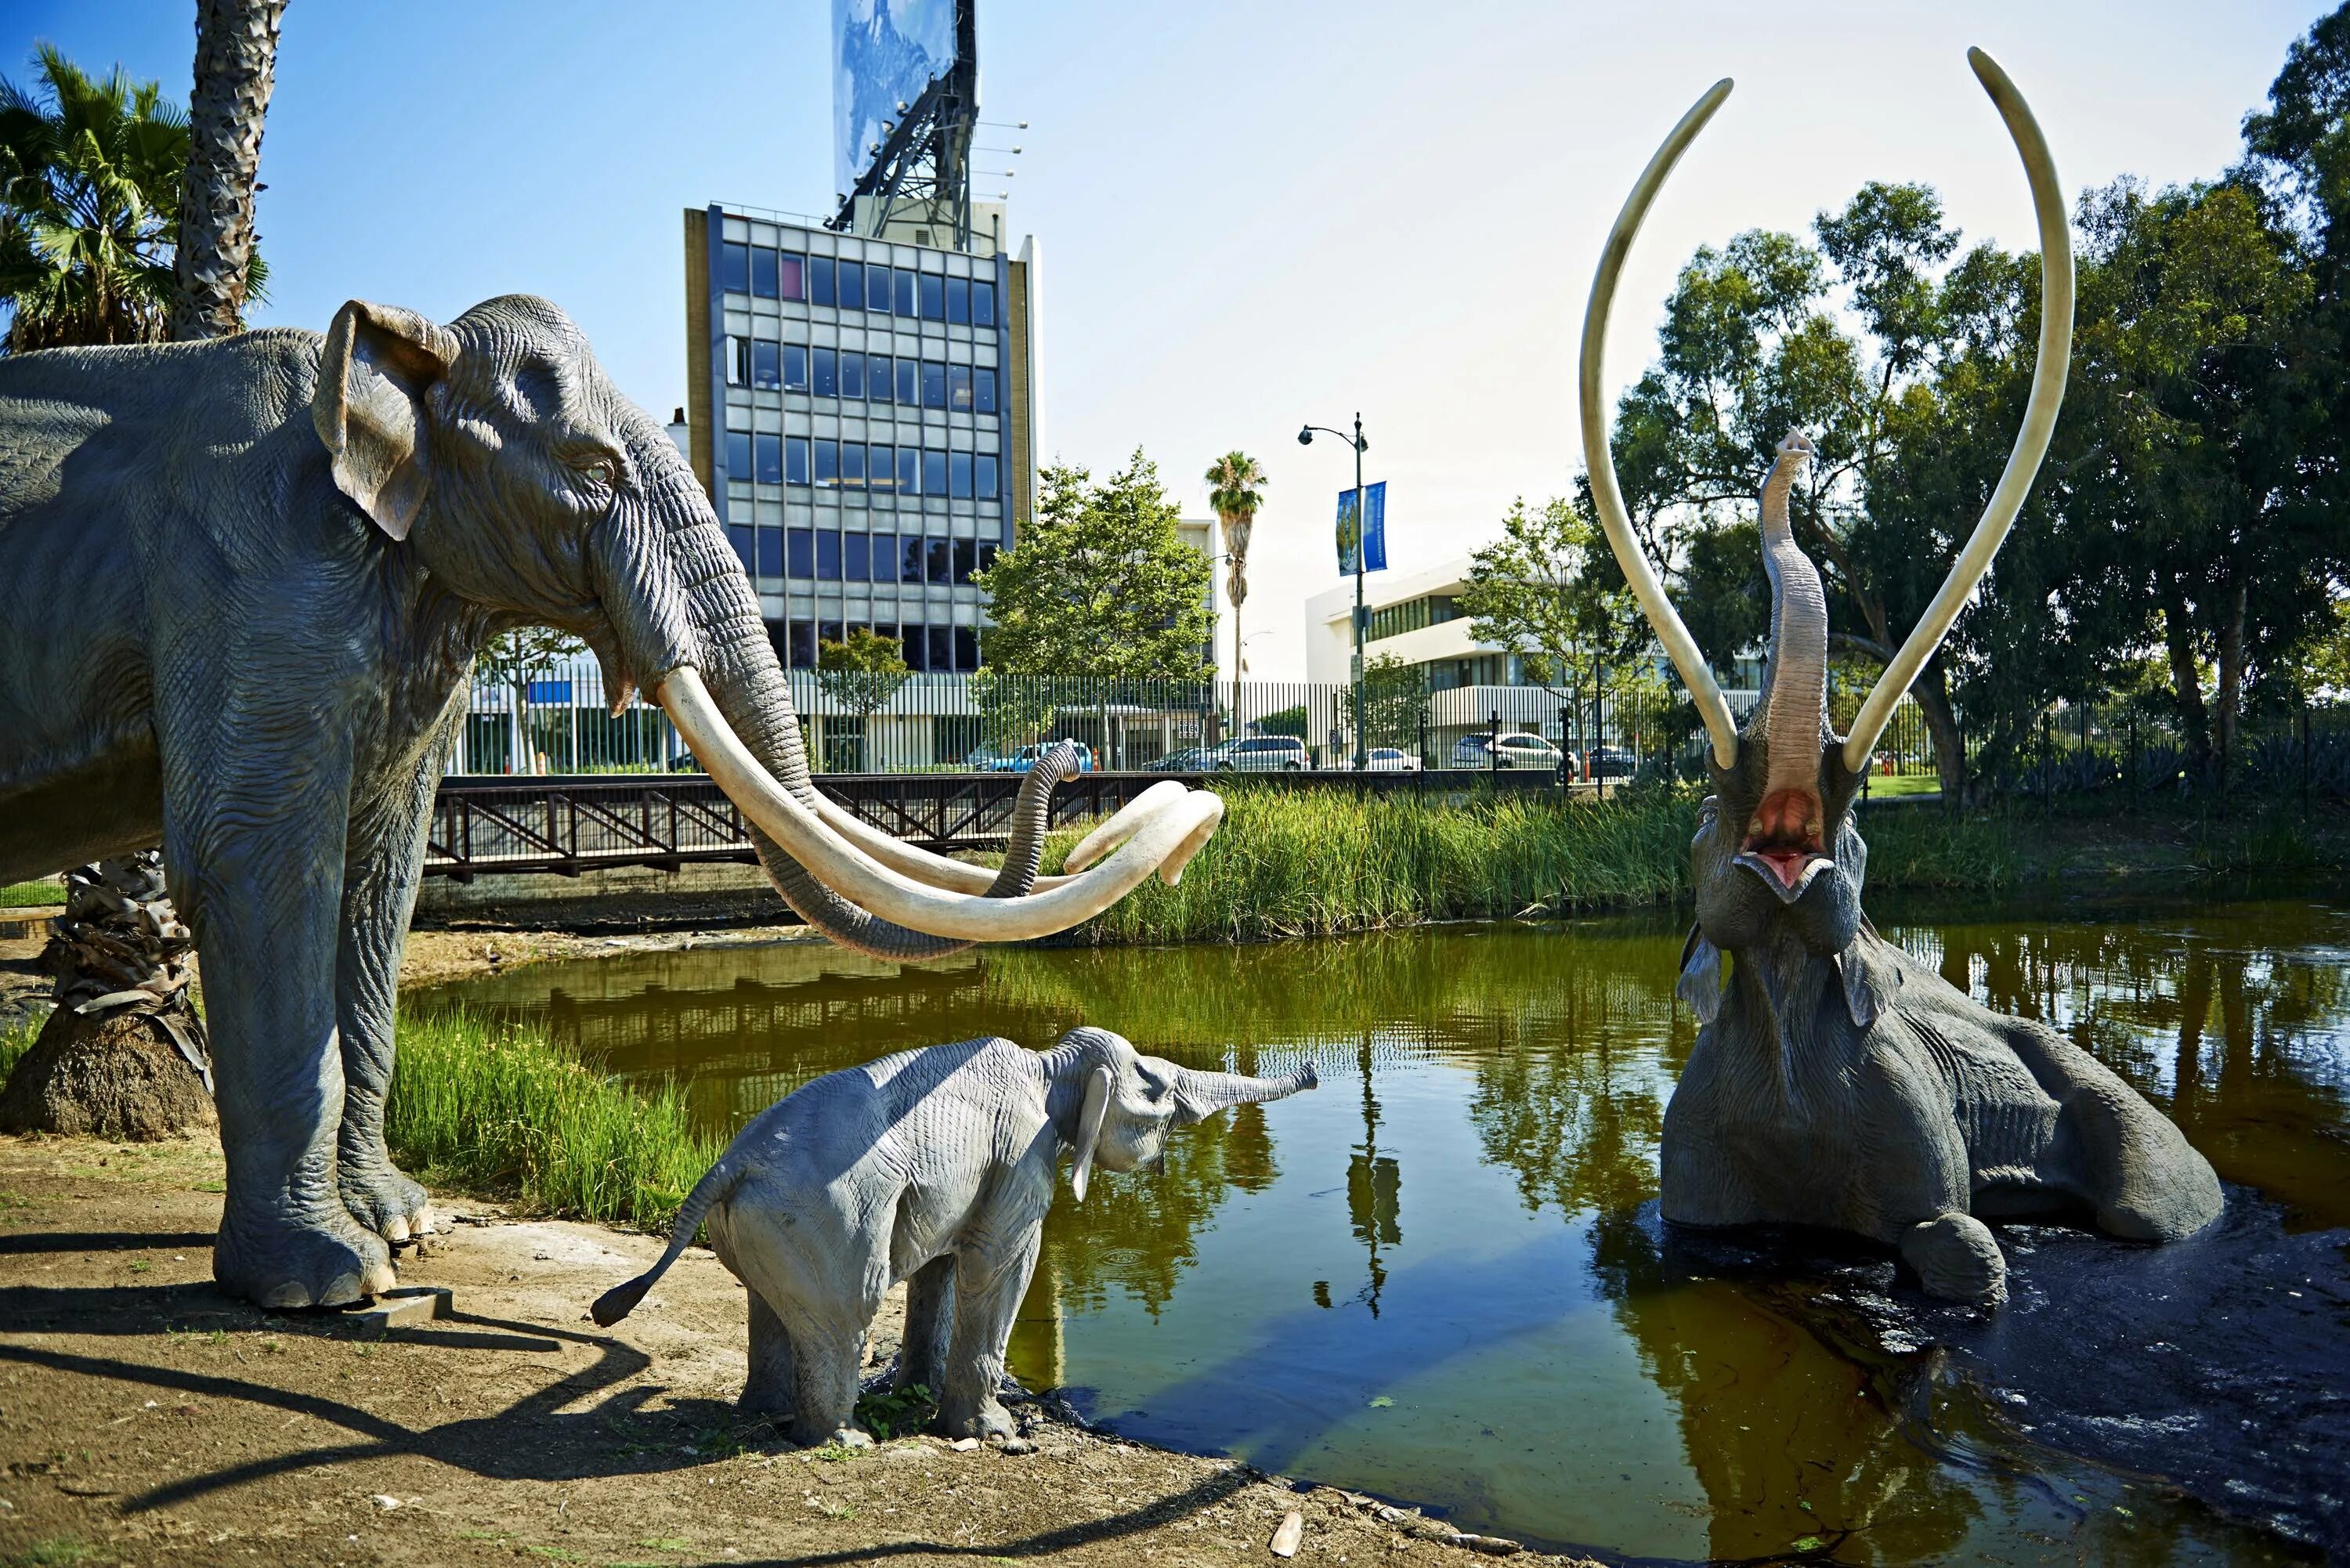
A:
1270 1510 1303 1558
369 1494 400 1511
0 1008 214 1140
950 1437 980 1452
1447 1532 1524 1557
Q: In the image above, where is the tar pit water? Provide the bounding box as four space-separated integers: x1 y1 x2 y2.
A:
424 892 2350 1565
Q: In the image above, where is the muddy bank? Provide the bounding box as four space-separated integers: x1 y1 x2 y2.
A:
0 1134 1593 1566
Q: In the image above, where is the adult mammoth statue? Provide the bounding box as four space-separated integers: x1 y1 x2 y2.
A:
1580 52 2222 1305
0 295 1220 1309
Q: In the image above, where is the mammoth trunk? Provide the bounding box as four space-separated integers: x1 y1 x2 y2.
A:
1171 1062 1318 1118
1756 452 1829 795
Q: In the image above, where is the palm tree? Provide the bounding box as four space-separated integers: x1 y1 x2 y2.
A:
0 45 188 351
1204 451 1268 679
172 0 285 339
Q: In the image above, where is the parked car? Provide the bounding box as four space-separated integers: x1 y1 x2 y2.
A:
1215 735 1312 771
1451 732 1562 768
1583 745 1639 779
985 741 1095 774
1142 745 1214 772
1365 747 1421 772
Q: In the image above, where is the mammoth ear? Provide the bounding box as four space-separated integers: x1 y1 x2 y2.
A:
311 300 456 541
1676 925 1726 1026
1068 1066 1113 1205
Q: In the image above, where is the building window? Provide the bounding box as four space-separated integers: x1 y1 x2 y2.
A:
895 269 916 316
751 339 780 390
872 532 897 582
812 347 837 398
725 335 748 387
844 531 870 581
786 527 814 578
750 247 779 298
724 429 751 478
816 529 841 580
926 538 952 584
809 256 834 308
945 276 970 325
975 453 999 497
756 526 783 579
841 442 866 491
920 272 945 320
869 443 895 493
927 625 953 670
819 619 845 649
897 446 920 495
783 344 808 391
949 451 973 499
921 360 946 409
900 622 925 669
727 523 755 574
972 279 996 327
954 626 978 670
976 541 999 576
953 538 977 583
866 266 892 313
780 252 806 301
901 534 924 583
814 439 838 488
867 353 892 403
895 359 919 404
974 367 997 414
754 432 783 486
786 436 810 486
948 363 972 411
788 620 816 669
835 260 862 313
839 351 865 400
720 240 748 295
923 449 947 496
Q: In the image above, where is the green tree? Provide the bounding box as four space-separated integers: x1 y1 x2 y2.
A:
816 627 913 717
975 451 1213 678
1204 450 1267 678
1459 494 1645 729
0 47 190 351
477 627 588 775
1358 654 1428 751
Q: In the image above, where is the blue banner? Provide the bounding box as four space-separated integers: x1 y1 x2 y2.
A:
1336 481 1387 574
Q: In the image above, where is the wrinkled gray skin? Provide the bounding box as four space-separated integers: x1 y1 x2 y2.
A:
0 297 1072 1310
1665 438 2223 1307
590 1028 1316 1447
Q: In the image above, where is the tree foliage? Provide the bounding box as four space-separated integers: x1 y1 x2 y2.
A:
975 450 1213 679
1459 495 1642 704
816 627 911 718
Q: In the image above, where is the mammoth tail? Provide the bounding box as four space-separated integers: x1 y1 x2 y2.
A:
589 1155 745 1328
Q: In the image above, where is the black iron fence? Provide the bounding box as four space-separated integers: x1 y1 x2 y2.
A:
1958 699 2350 807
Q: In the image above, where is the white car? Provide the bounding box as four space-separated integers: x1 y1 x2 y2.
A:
1214 735 1312 771
1365 747 1421 772
1452 732 1562 769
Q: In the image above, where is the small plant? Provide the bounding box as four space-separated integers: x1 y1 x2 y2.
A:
854 1382 935 1440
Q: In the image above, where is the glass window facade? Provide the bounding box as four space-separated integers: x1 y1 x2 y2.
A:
1368 594 1461 644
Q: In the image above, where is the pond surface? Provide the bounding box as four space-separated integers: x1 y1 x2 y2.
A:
422 891 2350 1565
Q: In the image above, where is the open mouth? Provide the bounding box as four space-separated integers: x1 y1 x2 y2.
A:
1736 789 1832 901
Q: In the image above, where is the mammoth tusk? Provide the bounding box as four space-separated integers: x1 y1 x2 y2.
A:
1065 780 1193 873
658 667 1221 941
811 795 1079 894
1581 77 1744 772
1842 48 2073 775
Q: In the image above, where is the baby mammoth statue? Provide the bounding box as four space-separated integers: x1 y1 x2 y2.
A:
590 1028 1316 1447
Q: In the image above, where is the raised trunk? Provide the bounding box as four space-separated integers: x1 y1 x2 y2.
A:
171 0 285 341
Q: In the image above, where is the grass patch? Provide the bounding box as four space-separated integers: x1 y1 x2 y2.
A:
385 1009 723 1232
0 880 62 909
0 1010 45 1080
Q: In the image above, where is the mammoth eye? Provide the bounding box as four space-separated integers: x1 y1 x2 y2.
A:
566 453 621 494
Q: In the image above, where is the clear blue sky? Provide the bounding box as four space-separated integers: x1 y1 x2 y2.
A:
9 1 2332 677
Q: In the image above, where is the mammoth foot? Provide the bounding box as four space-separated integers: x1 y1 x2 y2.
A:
1901 1212 2007 1307
215 1205 396 1310
340 1158 434 1245
939 1396 1018 1443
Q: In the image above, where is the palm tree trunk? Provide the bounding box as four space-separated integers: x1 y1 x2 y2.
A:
169 0 286 340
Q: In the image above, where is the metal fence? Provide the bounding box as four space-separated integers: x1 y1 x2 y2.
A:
1960 699 2350 807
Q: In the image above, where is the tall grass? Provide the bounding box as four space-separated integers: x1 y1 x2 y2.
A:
385 1009 724 1232
0 1010 44 1080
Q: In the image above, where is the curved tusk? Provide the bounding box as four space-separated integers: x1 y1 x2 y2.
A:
1842 47 2073 775
1581 77 1743 772
1065 780 1193 873
812 795 1081 894
660 667 1216 941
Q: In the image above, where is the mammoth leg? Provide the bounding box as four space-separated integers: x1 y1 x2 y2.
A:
898 1253 956 1395
740 1288 797 1418
1900 1213 2007 1307
783 1310 871 1450
167 714 394 1309
334 733 449 1243
938 1224 1043 1441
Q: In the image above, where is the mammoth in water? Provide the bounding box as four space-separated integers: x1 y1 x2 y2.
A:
591 1028 1317 1448
0 295 1220 1310
1580 51 2222 1305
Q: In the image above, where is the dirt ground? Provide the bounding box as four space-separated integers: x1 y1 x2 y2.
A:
0 1132 1590 1568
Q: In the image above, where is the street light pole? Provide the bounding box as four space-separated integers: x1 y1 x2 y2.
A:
1300 414 1371 770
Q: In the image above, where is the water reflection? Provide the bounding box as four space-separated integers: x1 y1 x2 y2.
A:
421 896 2350 1564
